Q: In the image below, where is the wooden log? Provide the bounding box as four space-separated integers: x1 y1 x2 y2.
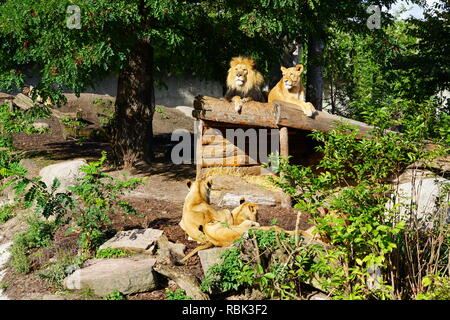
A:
273 100 374 137
203 144 237 158
193 96 376 136
202 155 257 167
193 95 278 128
279 127 289 158
279 127 292 208
195 120 203 180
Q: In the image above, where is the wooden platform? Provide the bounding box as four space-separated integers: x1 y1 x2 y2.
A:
192 95 376 179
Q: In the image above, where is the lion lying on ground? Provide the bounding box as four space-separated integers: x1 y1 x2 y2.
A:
268 64 316 117
224 56 266 113
179 179 233 243
179 179 324 263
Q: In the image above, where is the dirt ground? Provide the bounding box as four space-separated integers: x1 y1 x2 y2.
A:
2 99 312 300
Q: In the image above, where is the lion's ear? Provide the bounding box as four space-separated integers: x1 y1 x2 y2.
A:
295 64 304 73
239 197 246 205
206 178 212 189
280 66 287 74
186 179 192 189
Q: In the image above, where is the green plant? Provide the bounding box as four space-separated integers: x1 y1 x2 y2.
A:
0 280 9 291
59 116 87 129
67 152 142 254
155 106 169 119
95 248 131 259
165 289 192 300
266 121 448 299
416 275 450 300
37 253 84 289
104 290 126 300
201 247 256 293
9 214 61 274
0 203 16 223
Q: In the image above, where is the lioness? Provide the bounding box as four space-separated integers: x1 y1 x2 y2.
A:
179 179 233 243
268 64 316 117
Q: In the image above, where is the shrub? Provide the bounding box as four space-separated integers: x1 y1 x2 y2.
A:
104 290 126 300
165 289 192 300
0 203 16 223
95 248 131 259
67 151 142 254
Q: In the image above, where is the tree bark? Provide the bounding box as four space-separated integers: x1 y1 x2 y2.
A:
112 39 155 168
306 35 325 111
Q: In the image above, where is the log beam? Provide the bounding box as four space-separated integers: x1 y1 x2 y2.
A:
193 95 375 137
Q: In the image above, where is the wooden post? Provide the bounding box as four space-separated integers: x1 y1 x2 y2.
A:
280 126 289 158
195 120 204 180
279 127 292 208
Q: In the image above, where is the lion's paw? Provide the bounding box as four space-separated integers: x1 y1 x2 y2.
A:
303 103 316 117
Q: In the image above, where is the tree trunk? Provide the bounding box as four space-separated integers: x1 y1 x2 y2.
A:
112 40 155 168
306 35 325 111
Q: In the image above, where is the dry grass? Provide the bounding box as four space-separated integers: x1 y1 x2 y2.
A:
202 167 282 191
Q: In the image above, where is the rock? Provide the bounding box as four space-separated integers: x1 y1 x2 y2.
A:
32 121 50 131
13 93 35 110
39 159 87 193
395 169 436 185
174 106 195 119
198 247 228 274
154 264 209 300
210 175 281 207
220 193 276 207
0 242 12 300
389 177 449 229
64 257 157 296
99 228 164 252
156 234 186 263
307 291 330 300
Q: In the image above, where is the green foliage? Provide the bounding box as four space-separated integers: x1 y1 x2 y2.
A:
165 289 192 300
9 241 30 274
201 248 256 293
37 253 84 289
59 116 87 129
0 203 16 223
67 151 142 253
416 275 450 300
104 290 126 300
95 248 131 259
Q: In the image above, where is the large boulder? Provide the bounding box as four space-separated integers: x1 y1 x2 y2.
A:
198 247 229 274
0 242 12 300
389 176 449 229
39 159 87 193
63 257 157 296
210 175 281 207
99 228 164 252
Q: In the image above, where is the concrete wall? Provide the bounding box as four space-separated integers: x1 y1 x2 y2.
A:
18 74 223 108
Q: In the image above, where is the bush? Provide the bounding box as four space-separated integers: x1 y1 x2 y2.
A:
0 203 16 223
67 151 142 254
37 254 84 289
10 215 59 274
95 248 131 259
104 290 126 300
165 289 192 300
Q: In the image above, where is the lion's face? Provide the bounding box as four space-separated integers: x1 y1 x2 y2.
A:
186 179 212 203
281 65 304 90
232 63 249 87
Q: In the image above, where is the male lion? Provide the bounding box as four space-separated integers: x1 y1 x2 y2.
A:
224 56 266 113
268 64 316 117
